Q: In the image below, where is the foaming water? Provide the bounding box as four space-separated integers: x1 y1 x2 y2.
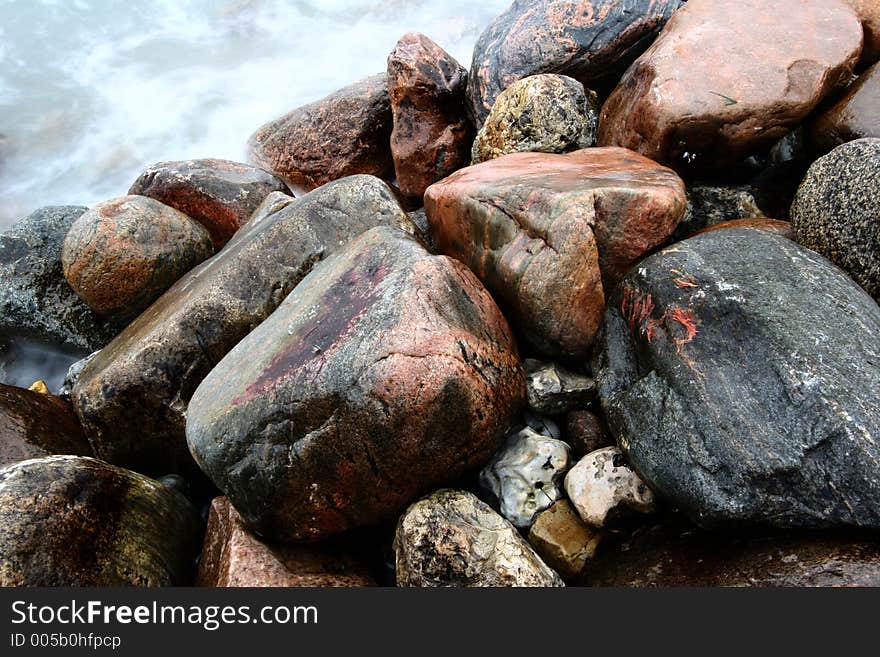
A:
0 0 509 230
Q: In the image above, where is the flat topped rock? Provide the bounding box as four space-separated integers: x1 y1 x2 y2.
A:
424 148 686 358
599 0 863 170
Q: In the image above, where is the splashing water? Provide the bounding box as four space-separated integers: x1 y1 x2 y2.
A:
0 0 510 230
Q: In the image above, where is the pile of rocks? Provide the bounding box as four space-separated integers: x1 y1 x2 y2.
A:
1 0 879 587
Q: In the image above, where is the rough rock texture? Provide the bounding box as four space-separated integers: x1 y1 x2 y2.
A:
586 523 880 587
61 195 214 323
599 0 864 170
565 447 656 527
791 138 880 301
248 74 394 191
565 409 612 457
695 217 793 240
394 489 563 587
197 497 375 587
467 0 683 126
248 191 297 228
846 0 880 64
808 64 880 155
0 456 201 586
73 176 415 476
58 351 98 402
528 500 602 579
673 184 766 240
424 148 686 358
0 384 91 468
0 206 116 351
525 359 596 415
595 228 880 530
479 427 571 529
129 159 290 249
186 227 524 542
387 32 471 198
471 74 599 164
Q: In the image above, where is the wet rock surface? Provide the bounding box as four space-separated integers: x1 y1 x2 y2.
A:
674 184 766 240
791 138 880 301
394 489 563 587
186 226 524 542
197 497 375 587
0 206 117 351
129 159 290 249
424 148 686 358
595 228 880 530
599 0 863 170
387 32 471 199
525 359 596 416
695 217 793 240
248 74 394 191
471 74 599 164
72 176 415 476
808 64 880 154
585 523 880 587
0 456 201 586
479 427 571 529
467 0 683 126
0 384 91 468
528 499 602 579
61 195 214 324
565 409 612 458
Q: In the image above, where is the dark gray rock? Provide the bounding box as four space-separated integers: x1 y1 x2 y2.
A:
673 184 766 240
72 176 416 476
791 138 880 301
0 206 117 351
186 226 524 542
594 227 880 530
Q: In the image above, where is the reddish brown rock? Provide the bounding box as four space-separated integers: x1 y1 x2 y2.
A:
695 218 793 240
467 0 683 126
565 409 612 458
61 195 214 324
808 63 880 154
186 227 524 542
197 498 375 587
424 148 686 359
0 384 91 468
846 0 880 64
387 32 471 199
248 74 394 192
599 0 863 170
129 159 289 249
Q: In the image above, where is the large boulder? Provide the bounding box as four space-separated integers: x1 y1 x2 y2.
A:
248 74 394 192
186 226 524 542
846 0 880 65
470 74 599 164
62 195 214 324
467 0 683 126
0 456 201 586
72 176 415 476
387 32 471 199
790 138 880 301
0 206 116 351
394 489 563 587
594 228 880 530
808 64 880 154
424 148 686 358
599 0 863 170
197 497 375 587
129 159 290 249
0 384 91 468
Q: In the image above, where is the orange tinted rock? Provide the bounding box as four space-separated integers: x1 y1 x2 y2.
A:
808 63 880 154
129 159 289 249
565 409 612 458
0 384 91 468
388 33 471 198
599 0 863 170
197 498 375 587
248 74 393 192
695 218 793 240
846 0 880 64
424 148 686 359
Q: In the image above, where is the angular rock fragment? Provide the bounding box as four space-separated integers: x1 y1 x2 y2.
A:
0 456 201 586
186 226 524 541
73 176 414 476
525 359 596 415
528 500 602 579
394 489 563 587
424 148 686 358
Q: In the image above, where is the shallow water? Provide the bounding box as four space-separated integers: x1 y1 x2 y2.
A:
0 0 510 231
